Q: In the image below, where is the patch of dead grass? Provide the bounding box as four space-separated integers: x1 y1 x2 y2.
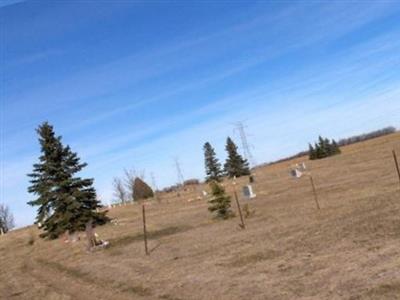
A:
222 250 281 268
107 225 193 249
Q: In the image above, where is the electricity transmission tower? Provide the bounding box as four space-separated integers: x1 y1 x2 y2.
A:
234 121 256 168
150 172 158 191
150 172 160 201
174 157 185 185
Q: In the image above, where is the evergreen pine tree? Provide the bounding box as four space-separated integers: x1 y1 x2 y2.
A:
325 139 333 156
203 142 223 182
324 138 332 157
56 144 108 235
314 144 319 159
27 122 64 237
208 181 232 219
318 136 329 158
28 122 108 239
331 139 341 155
308 143 316 160
309 136 341 160
224 137 250 178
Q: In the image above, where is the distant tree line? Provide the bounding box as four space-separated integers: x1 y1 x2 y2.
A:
161 184 181 193
160 179 201 194
309 136 341 160
337 126 396 146
183 179 200 186
256 126 397 167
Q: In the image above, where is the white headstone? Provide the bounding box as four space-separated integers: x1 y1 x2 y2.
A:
242 185 256 199
290 169 303 178
295 162 307 171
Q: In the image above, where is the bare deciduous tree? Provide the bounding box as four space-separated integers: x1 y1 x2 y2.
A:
0 203 15 234
113 177 127 204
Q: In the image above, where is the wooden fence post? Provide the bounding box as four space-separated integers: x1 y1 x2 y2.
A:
393 150 400 187
309 175 320 210
142 204 149 255
233 187 246 229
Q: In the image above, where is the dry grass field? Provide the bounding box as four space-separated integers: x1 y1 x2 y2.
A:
1 133 400 300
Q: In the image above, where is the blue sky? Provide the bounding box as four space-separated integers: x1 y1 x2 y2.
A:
1 1 400 227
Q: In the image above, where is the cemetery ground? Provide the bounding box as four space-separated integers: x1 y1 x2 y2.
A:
1 132 400 300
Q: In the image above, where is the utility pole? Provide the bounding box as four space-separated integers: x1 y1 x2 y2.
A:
234 121 256 168
393 150 400 188
142 204 149 255
232 181 246 229
309 175 320 210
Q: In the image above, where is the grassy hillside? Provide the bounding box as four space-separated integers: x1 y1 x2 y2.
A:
1 133 400 300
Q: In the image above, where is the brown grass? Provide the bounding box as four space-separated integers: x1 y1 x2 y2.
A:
1 132 400 299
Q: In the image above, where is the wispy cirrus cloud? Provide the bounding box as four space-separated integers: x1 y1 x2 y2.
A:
0 0 26 8
4 2 398 132
4 49 65 68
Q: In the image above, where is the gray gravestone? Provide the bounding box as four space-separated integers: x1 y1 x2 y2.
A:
242 185 256 199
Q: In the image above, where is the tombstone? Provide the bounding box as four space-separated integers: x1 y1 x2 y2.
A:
242 185 256 199
290 168 303 178
298 162 307 171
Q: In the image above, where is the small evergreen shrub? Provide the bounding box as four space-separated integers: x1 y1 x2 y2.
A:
208 181 233 219
133 178 154 200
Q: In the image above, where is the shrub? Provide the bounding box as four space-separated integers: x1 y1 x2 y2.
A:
184 179 200 186
208 181 233 219
133 178 154 200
